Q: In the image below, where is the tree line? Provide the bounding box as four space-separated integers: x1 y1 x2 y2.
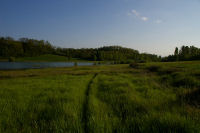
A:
0 37 55 57
163 45 200 62
0 36 161 62
57 46 161 62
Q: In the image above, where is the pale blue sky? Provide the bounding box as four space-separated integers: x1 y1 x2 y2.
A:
0 0 200 56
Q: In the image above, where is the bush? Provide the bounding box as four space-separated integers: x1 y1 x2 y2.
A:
172 73 199 88
147 65 161 72
184 88 200 106
114 61 119 64
120 60 125 64
120 60 132 64
129 62 139 68
74 62 78 66
111 61 115 64
8 57 15 62
138 60 147 63
158 68 178 75
125 60 132 64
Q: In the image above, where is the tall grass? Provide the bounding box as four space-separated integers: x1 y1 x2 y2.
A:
0 75 93 132
87 73 199 132
0 61 200 132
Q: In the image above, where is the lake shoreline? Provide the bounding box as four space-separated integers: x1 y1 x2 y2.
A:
0 61 96 70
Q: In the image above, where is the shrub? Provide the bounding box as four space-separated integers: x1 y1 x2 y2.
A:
121 60 132 64
158 68 179 75
184 88 200 106
125 60 132 64
111 61 115 64
138 60 146 63
172 73 199 88
129 62 139 68
74 62 78 66
120 60 125 64
114 61 119 64
147 65 161 72
8 57 15 62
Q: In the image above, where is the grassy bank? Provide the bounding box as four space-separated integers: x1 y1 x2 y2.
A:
0 54 96 62
15 54 69 62
0 61 200 132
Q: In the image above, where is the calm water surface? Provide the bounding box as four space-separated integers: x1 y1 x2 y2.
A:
0 62 94 70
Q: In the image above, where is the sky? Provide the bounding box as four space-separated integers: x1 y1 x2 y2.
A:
0 0 200 56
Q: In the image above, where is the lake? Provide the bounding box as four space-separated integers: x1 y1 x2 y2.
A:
0 62 94 70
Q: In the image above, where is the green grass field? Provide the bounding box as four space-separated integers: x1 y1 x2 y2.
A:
0 61 200 132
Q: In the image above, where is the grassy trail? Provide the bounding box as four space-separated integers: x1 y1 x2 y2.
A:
82 73 98 133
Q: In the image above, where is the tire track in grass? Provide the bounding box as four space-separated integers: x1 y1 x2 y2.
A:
82 73 98 133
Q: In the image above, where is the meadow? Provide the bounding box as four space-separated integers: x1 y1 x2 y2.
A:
0 61 200 132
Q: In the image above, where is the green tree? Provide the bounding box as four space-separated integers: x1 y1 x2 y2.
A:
174 47 179 61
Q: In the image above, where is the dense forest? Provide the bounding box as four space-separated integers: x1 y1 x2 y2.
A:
163 46 200 62
1 37 200 62
0 37 161 62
